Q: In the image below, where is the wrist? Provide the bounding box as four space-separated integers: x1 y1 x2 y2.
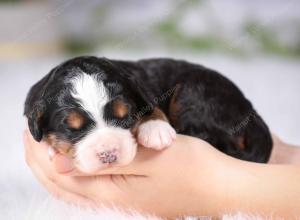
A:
218 161 300 218
182 137 240 217
269 136 300 164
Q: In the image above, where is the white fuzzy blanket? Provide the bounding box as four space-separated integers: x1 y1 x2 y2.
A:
1 175 266 220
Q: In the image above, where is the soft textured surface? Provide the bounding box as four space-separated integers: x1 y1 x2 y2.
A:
0 53 299 219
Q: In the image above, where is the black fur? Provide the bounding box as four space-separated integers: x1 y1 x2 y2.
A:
24 56 273 162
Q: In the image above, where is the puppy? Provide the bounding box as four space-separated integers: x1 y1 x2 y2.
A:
24 57 273 173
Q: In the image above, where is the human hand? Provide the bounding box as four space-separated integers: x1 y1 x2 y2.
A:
24 128 232 218
269 134 300 164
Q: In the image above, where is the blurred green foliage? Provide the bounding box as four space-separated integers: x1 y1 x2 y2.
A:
0 0 21 3
61 0 300 58
243 21 300 57
151 0 300 58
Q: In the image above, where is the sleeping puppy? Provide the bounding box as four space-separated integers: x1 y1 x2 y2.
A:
24 57 273 173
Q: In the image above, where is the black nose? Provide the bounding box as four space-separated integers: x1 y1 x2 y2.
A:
97 150 118 164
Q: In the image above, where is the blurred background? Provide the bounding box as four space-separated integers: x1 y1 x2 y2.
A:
0 0 300 218
1 0 300 58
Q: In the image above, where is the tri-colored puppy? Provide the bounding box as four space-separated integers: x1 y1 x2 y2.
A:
24 57 273 173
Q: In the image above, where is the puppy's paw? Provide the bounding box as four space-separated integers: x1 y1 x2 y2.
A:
137 120 176 150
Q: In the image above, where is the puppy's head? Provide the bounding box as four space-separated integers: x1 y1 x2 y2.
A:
24 56 152 173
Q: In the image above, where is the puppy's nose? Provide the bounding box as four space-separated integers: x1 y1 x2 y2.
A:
97 149 118 164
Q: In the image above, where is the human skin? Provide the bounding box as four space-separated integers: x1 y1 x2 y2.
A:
23 129 300 219
269 135 300 165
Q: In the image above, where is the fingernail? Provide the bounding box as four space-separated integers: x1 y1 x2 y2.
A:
48 147 57 160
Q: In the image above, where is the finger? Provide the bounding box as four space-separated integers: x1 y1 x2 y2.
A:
26 140 143 212
53 154 76 174
28 150 96 208
24 129 77 174
24 129 51 160
24 129 123 201
24 130 91 205
24 130 86 195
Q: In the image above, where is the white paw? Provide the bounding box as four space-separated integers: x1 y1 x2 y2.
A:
137 120 176 150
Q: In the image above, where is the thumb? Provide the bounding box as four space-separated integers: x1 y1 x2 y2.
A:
52 153 76 174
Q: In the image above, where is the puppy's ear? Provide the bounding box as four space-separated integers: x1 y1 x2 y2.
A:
27 101 46 142
24 71 55 142
127 75 154 108
103 58 155 112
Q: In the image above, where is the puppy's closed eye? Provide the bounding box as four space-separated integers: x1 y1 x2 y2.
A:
66 111 85 130
112 99 129 119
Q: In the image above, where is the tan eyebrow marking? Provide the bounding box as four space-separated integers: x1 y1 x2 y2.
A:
112 99 129 118
67 111 85 130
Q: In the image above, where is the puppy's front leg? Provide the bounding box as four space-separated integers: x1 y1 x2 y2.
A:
136 108 176 150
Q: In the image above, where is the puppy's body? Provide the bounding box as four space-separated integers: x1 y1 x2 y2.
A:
24 57 273 172
120 58 273 162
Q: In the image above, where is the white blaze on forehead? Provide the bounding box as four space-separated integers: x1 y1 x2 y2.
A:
70 72 137 173
71 73 109 126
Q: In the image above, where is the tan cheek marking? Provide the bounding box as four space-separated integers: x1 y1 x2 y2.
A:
67 112 85 130
45 134 75 158
113 99 129 118
37 110 43 120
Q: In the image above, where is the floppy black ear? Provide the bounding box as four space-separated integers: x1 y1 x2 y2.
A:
103 58 155 111
26 101 46 142
24 71 55 142
127 75 154 107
